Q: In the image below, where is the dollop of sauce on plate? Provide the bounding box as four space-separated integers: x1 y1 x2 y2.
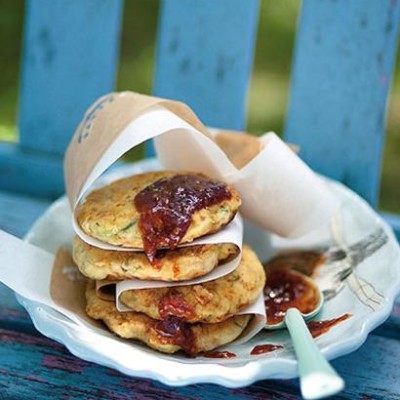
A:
203 350 237 359
134 174 232 262
264 268 321 325
307 313 351 338
250 344 283 355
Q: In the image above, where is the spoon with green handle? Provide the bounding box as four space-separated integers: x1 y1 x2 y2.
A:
264 268 344 399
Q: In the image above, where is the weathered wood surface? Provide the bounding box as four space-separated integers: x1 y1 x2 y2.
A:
154 0 259 130
0 142 64 199
0 189 51 238
1 190 399 399
0 0 122 198
285 0 400 208
0 308 399 400
19 0 123 156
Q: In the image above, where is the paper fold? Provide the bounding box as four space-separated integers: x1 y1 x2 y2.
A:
64 92 212 207
88 214 243 311
65 91 340 241
86 215 243 311
73 207 243 253
231 293 266 346
0 230 88 328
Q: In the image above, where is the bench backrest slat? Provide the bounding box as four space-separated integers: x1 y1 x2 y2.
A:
154 0 259 130
18 0 123 156
285 0 400 207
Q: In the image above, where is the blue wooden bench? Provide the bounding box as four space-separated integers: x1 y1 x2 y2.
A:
1 1 400 398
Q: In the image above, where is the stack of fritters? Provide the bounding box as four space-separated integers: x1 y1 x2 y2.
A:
73 171 265 355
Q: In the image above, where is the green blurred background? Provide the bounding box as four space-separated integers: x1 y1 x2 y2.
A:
0 1 399 211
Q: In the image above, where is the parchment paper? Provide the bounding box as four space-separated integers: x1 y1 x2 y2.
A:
88 214 241 296
0 230 90 328
64 92 340 240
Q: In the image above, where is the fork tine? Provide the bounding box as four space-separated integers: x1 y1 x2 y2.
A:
349 228 388 265
348 227 386 253
323 228 387 266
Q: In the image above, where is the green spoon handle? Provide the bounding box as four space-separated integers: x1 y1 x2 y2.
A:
285 308 345 400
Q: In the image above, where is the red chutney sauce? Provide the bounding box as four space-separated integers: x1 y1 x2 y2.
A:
250 344 283 355
134 174 232 263
307 314 351 338
158 289 195 320
154 315 196 356
264 268 320 325
203 351 236 359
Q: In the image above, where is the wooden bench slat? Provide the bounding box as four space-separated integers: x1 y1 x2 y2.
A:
0 326 399 400
285 0 400 207
0 143 63 198
154 0 259 130
18 0 123 156
0 187 51 236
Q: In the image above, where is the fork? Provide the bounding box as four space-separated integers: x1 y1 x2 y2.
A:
322 227 388 265
317 227 388 301
346 227 388 265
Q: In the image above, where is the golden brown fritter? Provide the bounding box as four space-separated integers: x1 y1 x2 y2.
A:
73 235 238 281
76 171 241 249
119 245 265 323
85 280 250 355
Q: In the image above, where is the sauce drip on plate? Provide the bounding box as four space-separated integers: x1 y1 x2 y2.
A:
307 313 351 338
134 174 232 263
250 344 283 355
264 268 320 325
203 351 236 359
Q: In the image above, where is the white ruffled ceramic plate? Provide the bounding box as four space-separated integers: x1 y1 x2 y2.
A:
20 158 400 387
